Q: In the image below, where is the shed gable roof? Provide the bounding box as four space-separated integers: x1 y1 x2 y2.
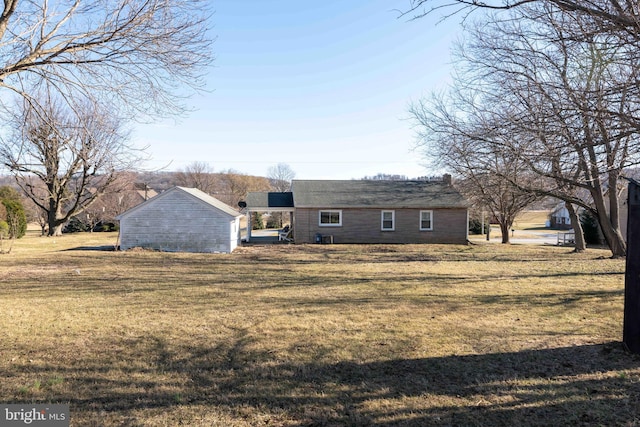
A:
116 186 242 220
291 180 468 209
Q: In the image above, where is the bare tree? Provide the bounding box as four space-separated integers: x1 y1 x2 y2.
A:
563 201 587 252
485 6 638 257
218 170 271 209
462 173 538 245
0 205 17 254
0 1 212 234
1 94 144 236
265 163 296 228
77 171 158 230
267 163 296 192
20 183 49 235
106 172 154 217
175 161 218 194
411 94 539 243
411 4 640 256
0 0 212 118
403 0 640 38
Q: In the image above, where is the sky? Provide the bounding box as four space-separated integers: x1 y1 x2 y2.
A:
134 1 463 180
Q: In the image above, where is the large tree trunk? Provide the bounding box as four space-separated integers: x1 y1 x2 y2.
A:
47 200 63 237
566 202 586 252
591 189 627 257
592 208 626 257
50 224 63 237
605 174 626 258
499 220 511 244
600 222 627 258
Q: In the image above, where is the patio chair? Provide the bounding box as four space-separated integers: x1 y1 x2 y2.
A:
279 225 293 242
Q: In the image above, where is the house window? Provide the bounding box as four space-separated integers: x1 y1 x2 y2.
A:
381 210 395 231
319 210 342 226
420 210 433 231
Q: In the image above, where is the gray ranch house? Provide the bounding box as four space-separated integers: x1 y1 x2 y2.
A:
245 177 469 244
116 186 243 253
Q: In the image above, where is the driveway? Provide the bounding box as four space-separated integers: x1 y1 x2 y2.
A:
470 228 573 246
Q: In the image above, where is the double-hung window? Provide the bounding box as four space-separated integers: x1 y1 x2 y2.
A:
420 210 433 231
381 210 395 231
319 210 342 226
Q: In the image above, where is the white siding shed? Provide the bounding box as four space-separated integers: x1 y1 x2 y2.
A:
116 186 243 253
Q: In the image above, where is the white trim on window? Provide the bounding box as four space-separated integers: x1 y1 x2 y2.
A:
319 210 342 227
420 210 433 231
381 210 395 231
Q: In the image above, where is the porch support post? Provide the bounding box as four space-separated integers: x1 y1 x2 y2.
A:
246 210 252 242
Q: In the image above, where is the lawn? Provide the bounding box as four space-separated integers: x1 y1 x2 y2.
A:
0 232 637 426
512 210 550 230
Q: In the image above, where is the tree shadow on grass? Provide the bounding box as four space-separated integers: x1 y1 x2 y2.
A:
7 338 640 426
65 245 117 251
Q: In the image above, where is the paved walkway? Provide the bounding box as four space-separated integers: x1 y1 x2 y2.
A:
242 228 282 243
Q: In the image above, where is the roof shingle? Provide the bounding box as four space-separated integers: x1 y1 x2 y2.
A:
291 180 468 209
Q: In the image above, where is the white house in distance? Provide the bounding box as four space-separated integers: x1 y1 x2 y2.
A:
116 186 243 253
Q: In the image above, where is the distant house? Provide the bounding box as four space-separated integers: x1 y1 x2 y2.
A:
550 190 629 241
116 186 243 253
245 177 469 244
549 203 573 230
132 183 159 203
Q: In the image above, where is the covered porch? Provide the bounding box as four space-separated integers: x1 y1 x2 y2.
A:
243 192 295 243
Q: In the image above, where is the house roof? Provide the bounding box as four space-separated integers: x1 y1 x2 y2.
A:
245 192 294 209
116 186 242 220
136 188 158 200
291 180 468 209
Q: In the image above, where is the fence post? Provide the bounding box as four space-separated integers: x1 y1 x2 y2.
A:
623 179 640 353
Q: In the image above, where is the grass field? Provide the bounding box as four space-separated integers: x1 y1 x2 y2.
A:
0 231 637 426
512 210 550 230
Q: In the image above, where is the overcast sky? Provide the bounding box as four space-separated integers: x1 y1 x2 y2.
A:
134 1 462 179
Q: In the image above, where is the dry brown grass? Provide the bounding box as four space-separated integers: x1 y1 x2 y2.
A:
0 231 637 426
513 210 550 230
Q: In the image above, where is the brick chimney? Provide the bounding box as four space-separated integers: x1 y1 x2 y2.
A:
443 174 452 185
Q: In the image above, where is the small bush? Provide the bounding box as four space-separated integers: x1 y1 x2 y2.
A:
63 217 89 233
252 213 264 230
93 222 118 232
266 216 281 229
468 218 488 235
1 199 27 238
